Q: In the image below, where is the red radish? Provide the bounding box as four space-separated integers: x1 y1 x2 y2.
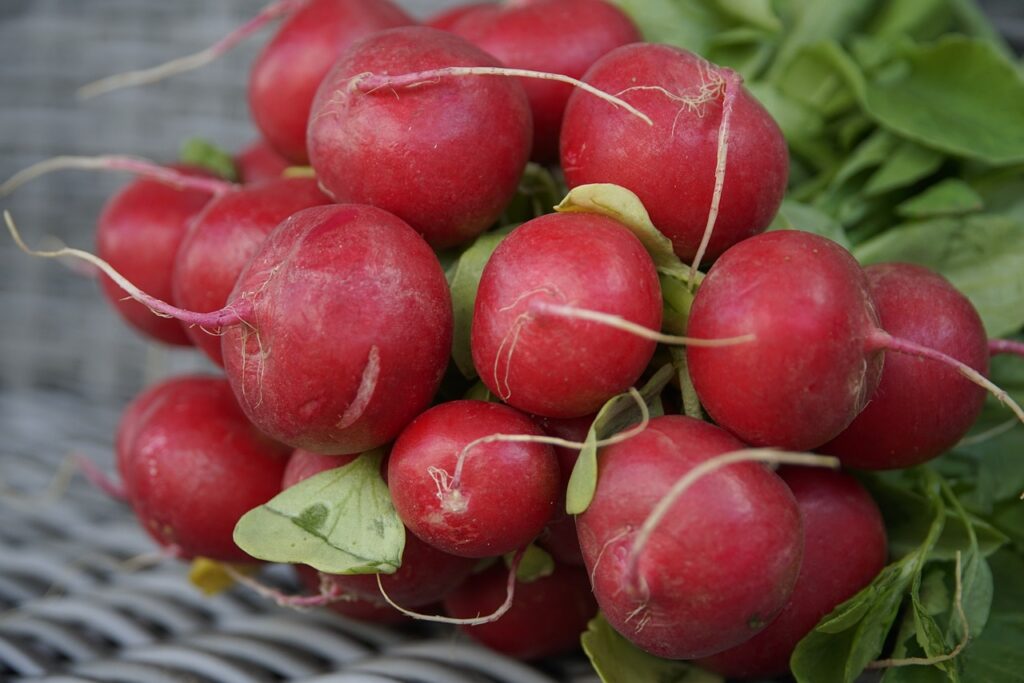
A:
560 43 788 263
444 563 598 659
283 449 476 608
10 204 453 454
448 0 640 161
235 139 291 183
425 3 490 30
686 231 1024 451
295 565 409 624
307 26 533 249
97 166 218 345
387 400 560 558
471 212 661 418
172 177 332 365
535 413 595 566
218 204 453 453
821 263 989 469
251 0 415 163
577 415 803 659
698 467 887 678
687 231 883 450
117 376 289 562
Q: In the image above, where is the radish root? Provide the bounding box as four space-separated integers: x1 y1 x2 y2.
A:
688 68 740 285
6 211 253 330
336 346 381 430
73 453 128 502
529 301 754 347
0 155 236 198
624 449 839 590
375 546 526 624
871 331 1024 427
989 338 1024 358
352 67 653 127
223 565 356 609
78 0 305 99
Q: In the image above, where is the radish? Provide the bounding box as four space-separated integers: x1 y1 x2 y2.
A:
560 43 788 264
534 413 595 566
686 231 1024 451
172 176 332 365
446 0 640 161
576 415 804 659
8 204 453 454
443 563 598 659
820 263 990 469
307 26 533 249
283 449 476 608
387 400 560 558
425 3 490 31
698 467 887 678
117 375 289 562
235 139 291 184
250 0 414 162
471 212 662 418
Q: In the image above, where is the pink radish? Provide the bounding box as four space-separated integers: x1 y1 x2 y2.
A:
577 415 804 659
307 26 533 249
235 139 291 183
560 43 788 264
471 212 662 418
447 0 640 161
387 400 560 558
117 375 289 562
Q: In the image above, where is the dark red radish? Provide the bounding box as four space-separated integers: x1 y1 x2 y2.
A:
471 212 661 418
217 204 453 453
535 413 595 566
686 231 1024 451
249 0 414 163
173 177 332 365
577 415 803 659
117 376 289 562
698 467 887 679
821 263 989 470
686 231 885 450
295 565 409 624
307 26 533 249
425 3 489 30
444 563 598 659
97 165 218 345
387 400 560 558
235 139 291 183
448 0 640 161
283 449 476 607
10 204 453 455
561 43 788 263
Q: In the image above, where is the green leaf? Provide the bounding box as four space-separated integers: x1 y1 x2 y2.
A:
714 0 780 32
852 37 1024 165
581 614 723 683
768 198 851 249
769 2 881 83
506 544 555 583
500 163 564 225
864 141 944 196
853 214 1024 337
958 550 1024 682
898 179 985 218
610 0 727 54
233 450 405 574
448 225 515 379
555 183 693 284
179 137 239 182
566 365 675 515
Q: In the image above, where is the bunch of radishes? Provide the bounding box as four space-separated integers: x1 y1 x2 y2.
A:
8 0 1024 680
